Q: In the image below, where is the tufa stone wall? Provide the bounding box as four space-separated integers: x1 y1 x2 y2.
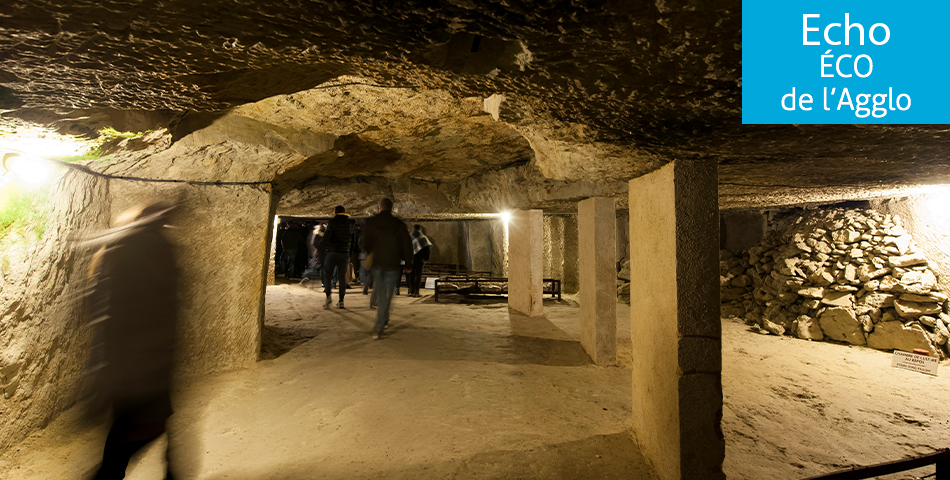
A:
411 221 463 266
461 220 495 274
0 171 110 451
541 215 579 294
721 207 949 357
875 194 950 295
110 182 273 375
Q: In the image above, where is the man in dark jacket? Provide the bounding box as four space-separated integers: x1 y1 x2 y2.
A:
360 198 414 339
320 206 354 308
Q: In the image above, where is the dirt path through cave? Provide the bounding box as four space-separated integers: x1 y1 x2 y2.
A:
1 282 949 479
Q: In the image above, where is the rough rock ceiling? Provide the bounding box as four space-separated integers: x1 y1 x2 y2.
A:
1 0 948 211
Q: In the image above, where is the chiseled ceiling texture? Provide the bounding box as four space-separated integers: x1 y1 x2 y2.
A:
1 0 948 212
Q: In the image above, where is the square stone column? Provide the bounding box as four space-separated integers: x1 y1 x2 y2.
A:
508 209 544 317
628 160 724 480
578 197 617 364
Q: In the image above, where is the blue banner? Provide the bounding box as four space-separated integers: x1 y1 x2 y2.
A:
742 1 950 124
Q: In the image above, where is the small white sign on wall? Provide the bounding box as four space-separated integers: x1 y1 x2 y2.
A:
891 350 939 376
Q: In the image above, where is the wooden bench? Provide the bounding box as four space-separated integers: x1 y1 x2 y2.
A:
434 276 561 302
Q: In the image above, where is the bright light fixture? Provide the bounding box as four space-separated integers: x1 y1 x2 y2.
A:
0 122 91 159
500 211 512 223
3 154 55 188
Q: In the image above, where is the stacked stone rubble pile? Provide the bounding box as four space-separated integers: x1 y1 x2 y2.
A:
617 258 631 304
720 207 950 357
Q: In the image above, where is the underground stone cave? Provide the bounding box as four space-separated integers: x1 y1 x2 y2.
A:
2 2 950 479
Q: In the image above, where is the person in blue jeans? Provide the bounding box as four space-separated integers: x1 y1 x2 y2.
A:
320 206 354 308
360 198 414 339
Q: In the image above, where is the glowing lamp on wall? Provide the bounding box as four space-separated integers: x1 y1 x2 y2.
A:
2 153 55 189
500 211 512 224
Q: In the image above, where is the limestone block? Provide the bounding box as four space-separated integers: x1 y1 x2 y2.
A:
858 265 890 282
879 275 900 291
762 318 785 336
902 284 932 295
778 258 800 276
843 264 856 282
821 291 854 307
579 197 617 364
794 315 824 340
678 374 727 480
808 269 835 286
814 241 832 254
867 322 936 355
935 319 950 345
777 292 799 305
508 209 544 317
928 291 949 303
900 270 923 285
919 316 937 328
629 159 723 480
900 293 942 304
818 307 866 345
730 275 750 288
894 300 942 318
798 287 825 299
831 285 858 292
618 258 631 281
889 253 927 268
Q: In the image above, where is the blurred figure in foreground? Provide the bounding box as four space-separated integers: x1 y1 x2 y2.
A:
360 198 413 339
84 201 179 479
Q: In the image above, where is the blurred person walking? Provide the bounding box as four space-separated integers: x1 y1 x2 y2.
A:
360 198 413 339
83 202 179 480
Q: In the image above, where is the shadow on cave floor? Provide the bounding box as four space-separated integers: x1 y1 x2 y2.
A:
199 431 651 480
260 324 326 359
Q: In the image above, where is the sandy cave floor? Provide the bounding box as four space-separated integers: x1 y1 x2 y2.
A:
2 280 950 479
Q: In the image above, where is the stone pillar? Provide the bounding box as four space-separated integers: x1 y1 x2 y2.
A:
508 209 544 317
563 215 579 294
578 197 617 364
628 160 724 480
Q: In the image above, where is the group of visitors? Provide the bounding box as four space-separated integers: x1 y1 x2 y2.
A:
293 198 432 339
79 197 434 479
276 220 328 281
